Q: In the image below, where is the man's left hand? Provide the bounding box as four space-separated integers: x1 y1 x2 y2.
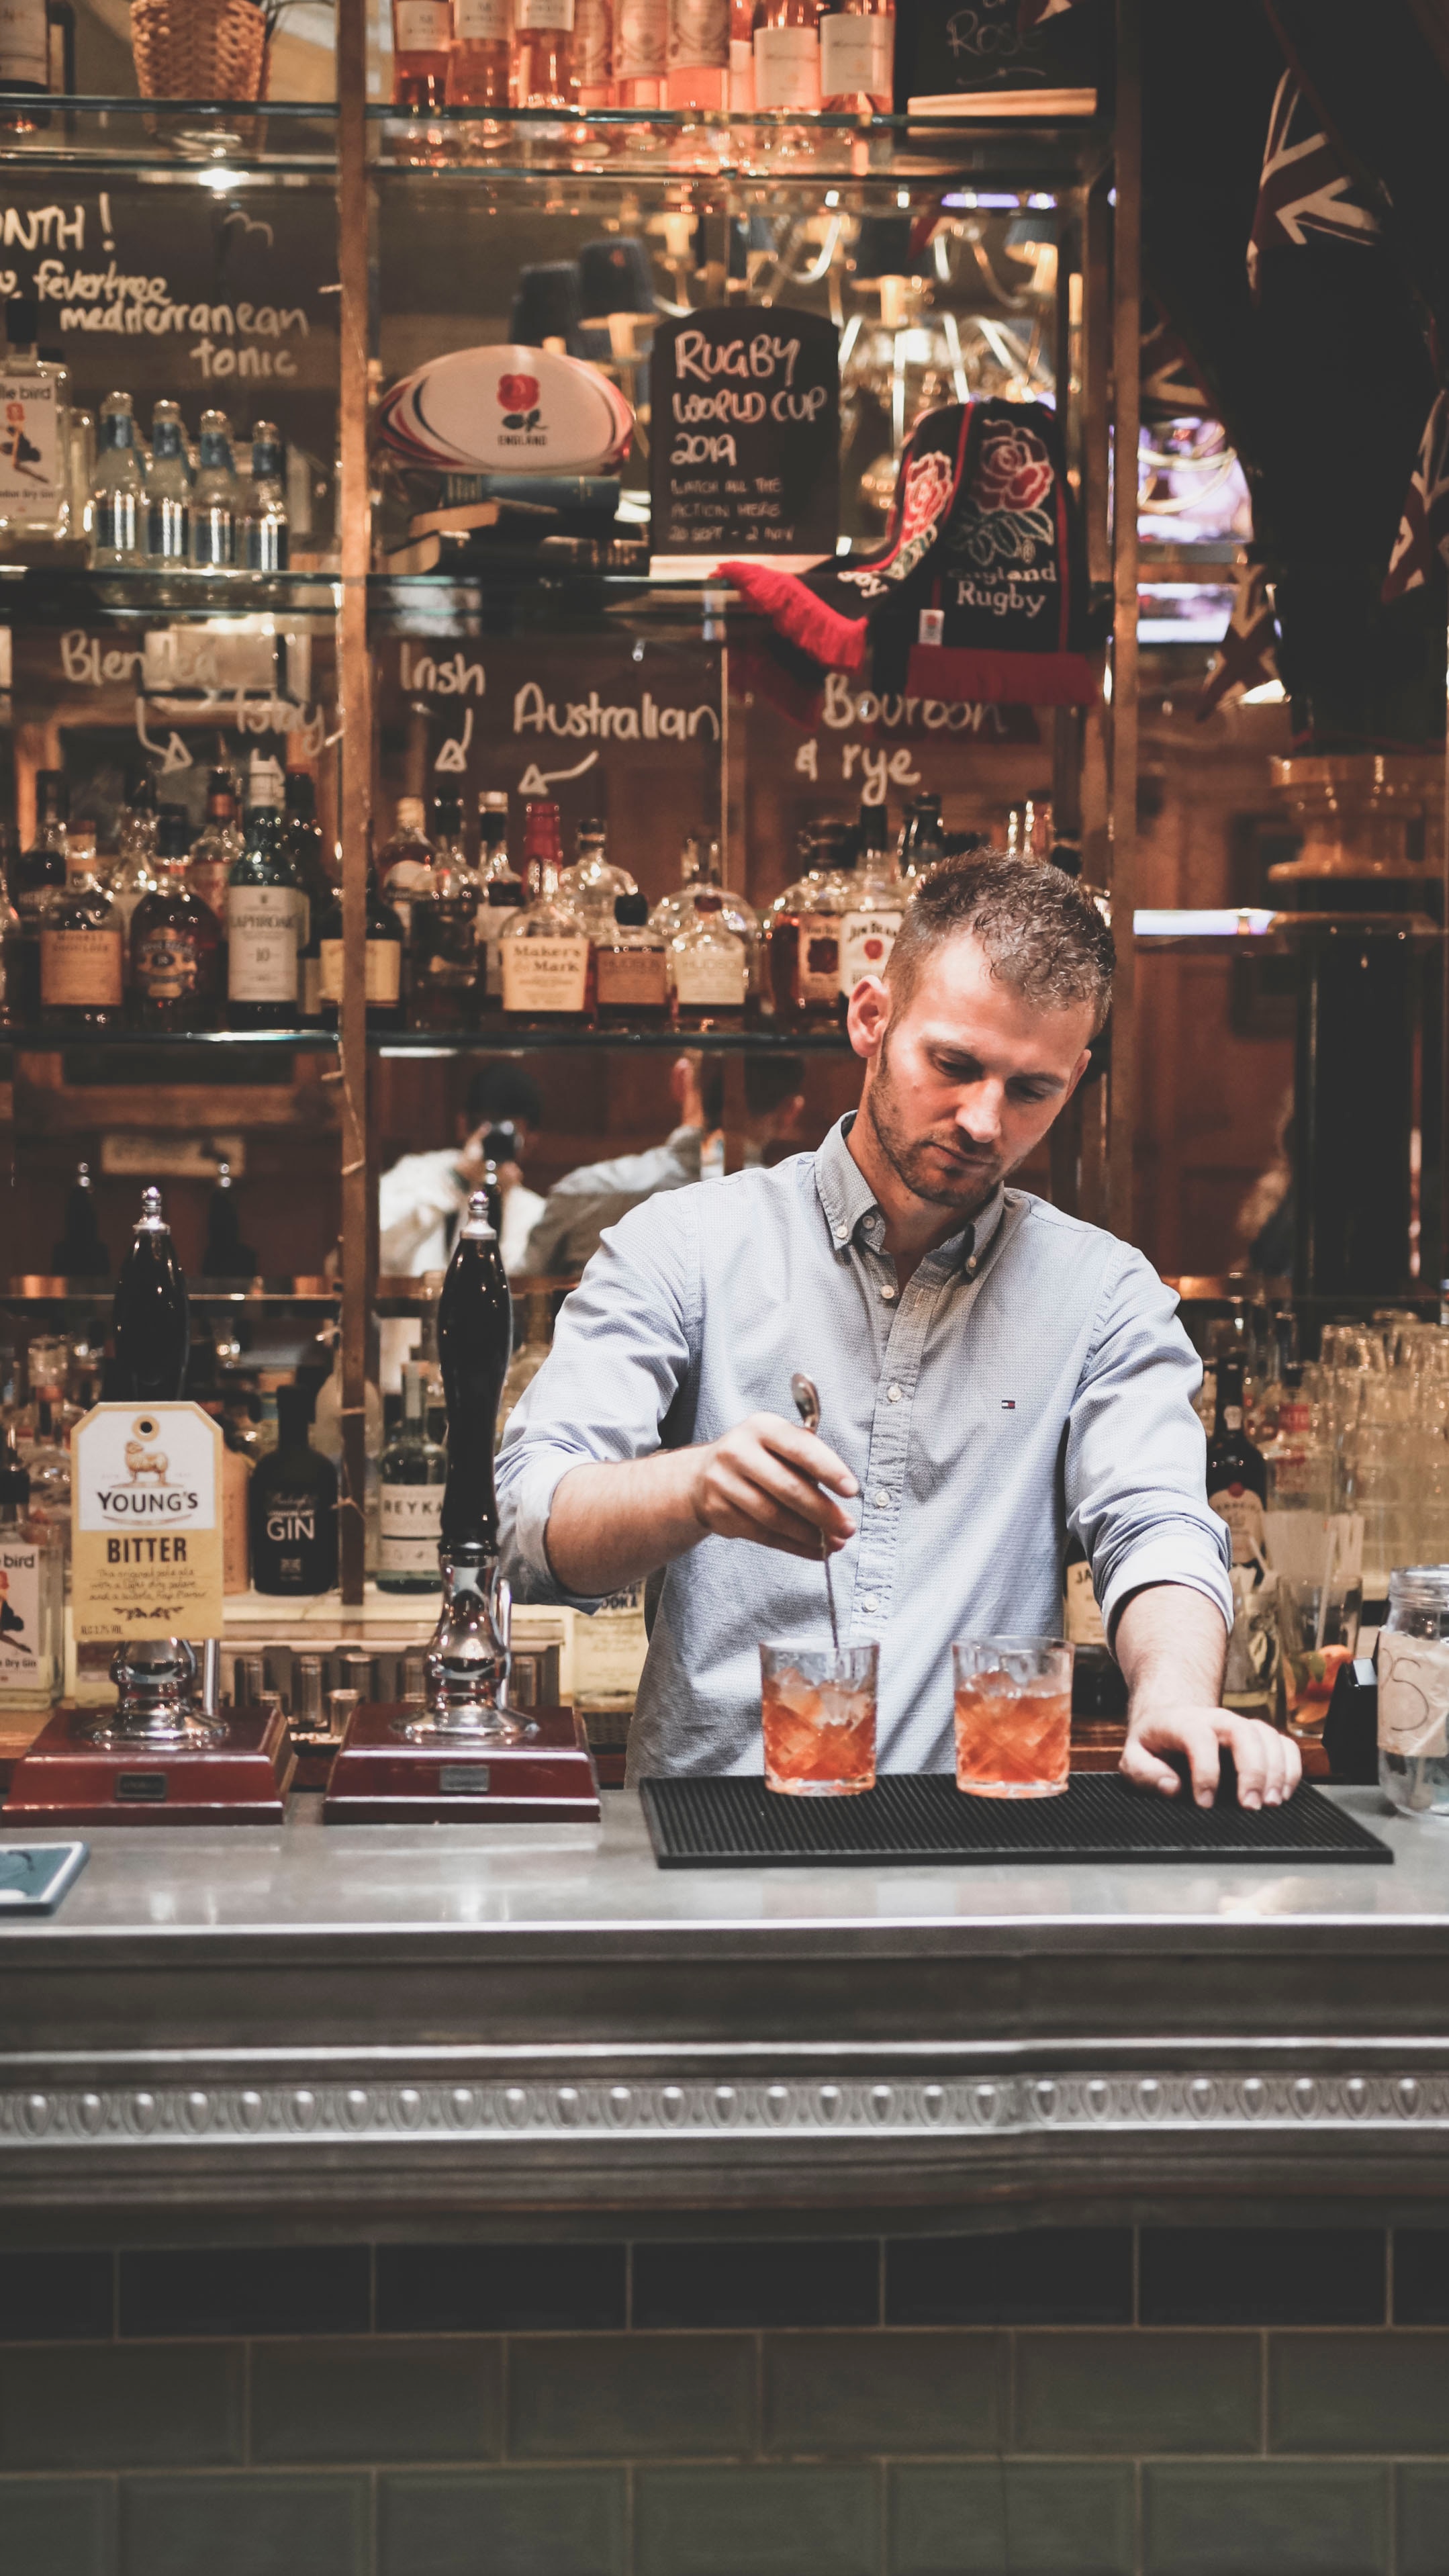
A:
1121 1706 1302 1811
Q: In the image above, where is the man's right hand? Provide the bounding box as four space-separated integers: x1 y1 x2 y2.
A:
688 1411 858 1561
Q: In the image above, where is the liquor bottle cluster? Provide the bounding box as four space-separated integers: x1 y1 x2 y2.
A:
89 392 290 573
1 751 335 1033
393 0 893 116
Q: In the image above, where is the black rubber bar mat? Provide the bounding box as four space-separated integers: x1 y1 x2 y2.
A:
639 1773 1393 1870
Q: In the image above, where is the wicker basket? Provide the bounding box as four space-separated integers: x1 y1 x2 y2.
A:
130 0 268 101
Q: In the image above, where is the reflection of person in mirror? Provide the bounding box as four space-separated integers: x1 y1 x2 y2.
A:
0 1569 24 1643
379 1065 547 1277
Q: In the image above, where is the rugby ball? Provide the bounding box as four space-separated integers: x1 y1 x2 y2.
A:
377 343 633 475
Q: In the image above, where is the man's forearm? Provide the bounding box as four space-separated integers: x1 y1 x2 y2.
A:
545 1451 705 1597
1115 1583 1228 1721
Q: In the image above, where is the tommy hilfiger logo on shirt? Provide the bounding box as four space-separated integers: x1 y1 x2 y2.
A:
1001 1399 1017 1410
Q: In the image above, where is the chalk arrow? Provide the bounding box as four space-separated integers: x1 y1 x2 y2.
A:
516 750 600 796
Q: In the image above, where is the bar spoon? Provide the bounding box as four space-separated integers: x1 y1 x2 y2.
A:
790 1370 841 1653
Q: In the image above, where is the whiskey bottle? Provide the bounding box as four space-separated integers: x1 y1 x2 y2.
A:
226 756 304 1029
129 804 222 1029
898 790 945 883
410 794 481 1031
40 829 122 1029
248 1382 338 1596
241 422 289 573
89 389 144 567
669 890 747 1029
837 797 903 1005
51 1159 108 1277
514 0 577 106
191 408 240 570
0 1435 62 1715
477 790 524 1012
10 765 66 1021
187 768 242 923
392 0 452 105
283 758 333 1024
144 398 191 563
105 770 160 944
201 1160 258 1279
819 0 892 109
448 0 512 105
112 1186 189 1404
0 292 70 545
377 794 434 956
377 1360 447 1594
559 813 637 934
1207 1359 1268 1569
767 820 850 1024
596 891 669 1024
500 801 592 1023
318 860 404 1030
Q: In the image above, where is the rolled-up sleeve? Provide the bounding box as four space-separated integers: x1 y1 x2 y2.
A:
1066 1247 1233 1643
496 1189 699 1610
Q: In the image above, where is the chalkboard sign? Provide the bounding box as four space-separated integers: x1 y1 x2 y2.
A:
895 0 1104 104
649 305 839 565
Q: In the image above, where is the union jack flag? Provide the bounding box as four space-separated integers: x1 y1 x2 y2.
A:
1197 563 1280 719
1383 391 1449 601
1247 73 1383 302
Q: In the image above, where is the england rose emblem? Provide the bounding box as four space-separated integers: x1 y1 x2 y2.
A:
902 447 955 543
498 372 540 413
974 424 1054 513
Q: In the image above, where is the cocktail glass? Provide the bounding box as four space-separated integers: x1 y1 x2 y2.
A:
951 1637 1074 1798
759 1642 879 1796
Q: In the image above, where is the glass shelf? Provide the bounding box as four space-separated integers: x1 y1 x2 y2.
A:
372 1024 851 1054
0 563 341 625
0 95 338 175
1 1274 337 1302
1 1026 338 1052
367 103 1107 189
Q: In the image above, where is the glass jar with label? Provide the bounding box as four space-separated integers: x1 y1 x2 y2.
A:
318 862 405 1031
1378 1567 1449 1817
377 1361 447 1594
596 891 669 1025
40 831 122 1029
0 1434 62 1714
669 892 747 1029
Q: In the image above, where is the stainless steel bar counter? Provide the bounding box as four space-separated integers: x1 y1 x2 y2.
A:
3 1787 1448 2215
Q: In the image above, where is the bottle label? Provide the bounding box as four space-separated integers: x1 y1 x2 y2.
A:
502 932 590 1014
671 942 747 1007
1223 1405 1244 1432
1378 1626 1449 1760
820 7 893 96
571 1580 649 1698
516 0 575 26
729 34 753 105
395 0 451 46
794 911 841 1005
1063 1555 1107 1649
0 2 48 87
40 926 122 1007
753 21 821 108
668 0 727 71
134 925 205 1003
575 0 612 81
616 0 666 77
0 370 60 511
1209 1483 1266 1567
0 1540 42 1685
226 886 302 1003
838 907 902 993
379 1483 445 1572
480 901 522 997
319 937 404 1005
454 0 510 33
597 946 669 1009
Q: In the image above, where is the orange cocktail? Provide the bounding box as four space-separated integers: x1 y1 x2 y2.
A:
951 1638 1074 1798
760 1643 879 1796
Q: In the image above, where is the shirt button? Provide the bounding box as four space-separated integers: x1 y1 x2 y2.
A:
859 1597 878 1614
880 1284 896 1302
833 1224 849 1244
886 1383 902 1403
966 1256 978 1275
873 1489 890 1508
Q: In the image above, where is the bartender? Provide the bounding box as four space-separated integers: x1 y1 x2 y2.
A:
498 854 1299 1810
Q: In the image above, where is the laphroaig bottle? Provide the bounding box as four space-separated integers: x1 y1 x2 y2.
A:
1207 1357 1267 1569
392 0 451 105
318 860 404 1029
819 0 892 109
89 389 145 567
129 804 222 1030
227 755 304 1029
144 398 191 562
248 1381 338 1596
242 421 289 572
191 408 239 570
40 827 122 1029
10 766 66 1021
377 1360 447 1594
0 1435 62 1714
448 0 511 105
0 291 70 545
500 802 592 1021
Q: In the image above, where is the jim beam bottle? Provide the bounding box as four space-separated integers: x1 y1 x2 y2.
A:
415 1190 517 1735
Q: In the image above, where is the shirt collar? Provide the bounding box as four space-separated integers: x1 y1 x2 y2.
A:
814 1113 1004 1272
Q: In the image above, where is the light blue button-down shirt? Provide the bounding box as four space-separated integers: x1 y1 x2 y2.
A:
498 1113 1232 1778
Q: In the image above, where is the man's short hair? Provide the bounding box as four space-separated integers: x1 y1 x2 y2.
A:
465 1063 545 1129
886 852 1115 1034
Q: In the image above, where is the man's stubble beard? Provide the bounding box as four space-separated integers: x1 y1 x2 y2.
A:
860 1029 1007 1215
